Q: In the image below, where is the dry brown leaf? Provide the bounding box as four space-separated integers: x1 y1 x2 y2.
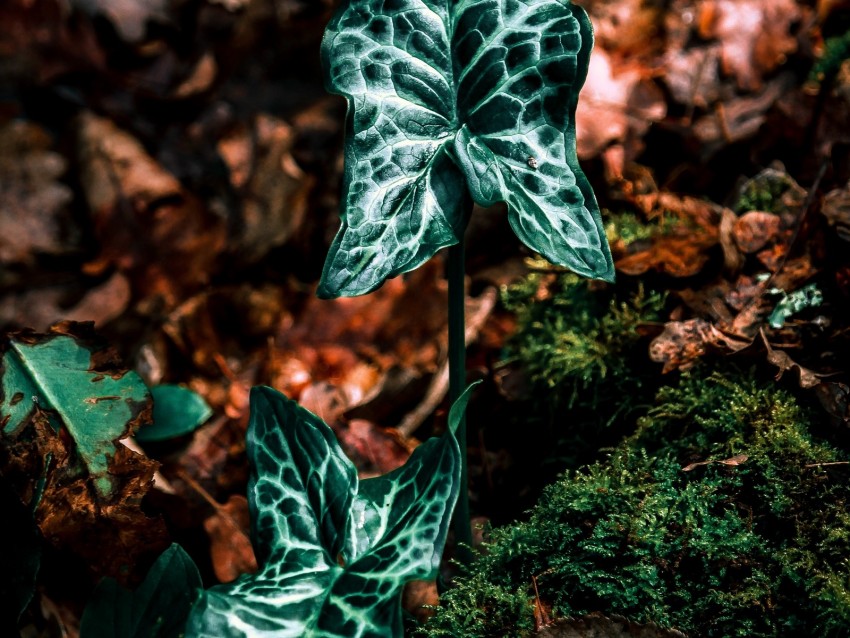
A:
760 330 824 389
733 211 782 253
692 77 792 150
698 0 800 91
402 580 439 623
0 369 168 585
719 208 744 273
204 495 258 583
616 234 716 278
76 112 226 309
0 121 75 264
338 419 415 477
649 319 750 373
682 454 749 472
575 48 665 159
217 114 314 263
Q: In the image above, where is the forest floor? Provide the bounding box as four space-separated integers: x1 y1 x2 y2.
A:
2 0 850 636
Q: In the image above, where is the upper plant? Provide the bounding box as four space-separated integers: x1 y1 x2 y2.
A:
319 0 614 297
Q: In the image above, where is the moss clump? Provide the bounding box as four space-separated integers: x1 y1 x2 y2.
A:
809 31 850 86
423 371 850 637
501 264 665 424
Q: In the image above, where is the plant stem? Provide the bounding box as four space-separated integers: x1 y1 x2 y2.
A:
448 235 473 564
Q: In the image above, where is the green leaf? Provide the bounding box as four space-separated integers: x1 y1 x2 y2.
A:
0 332 150 498
136 384 213 443
80 544 202 638
768 283 823 329
320 0 614 297
185 384 475 637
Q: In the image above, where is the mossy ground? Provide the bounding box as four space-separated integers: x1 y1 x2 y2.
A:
424 250 850 637
424 369 850 637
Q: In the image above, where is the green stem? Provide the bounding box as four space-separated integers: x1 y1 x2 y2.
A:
448 235 473 565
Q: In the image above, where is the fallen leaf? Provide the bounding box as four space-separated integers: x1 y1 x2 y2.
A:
698 0 800 91
0 324 168 583
576 48 666 160
760 329 824 389
733 211 782 253
649 319 750 372
0 121 75 264
402 580 439 623
70 0 170 43
682 453 749 472
217 114 313 264
203 495 258 584
616 234 716 278
76 112 226 309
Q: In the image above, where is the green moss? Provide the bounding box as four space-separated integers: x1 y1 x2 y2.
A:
809 31 850 86
735 168 802 214
423 371 850 637
501 264 665 422
604 210 677 247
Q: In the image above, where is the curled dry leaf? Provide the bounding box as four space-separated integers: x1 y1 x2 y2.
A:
649 319 750 373
760 330 824 390
682 453 749 472
616 234 717 278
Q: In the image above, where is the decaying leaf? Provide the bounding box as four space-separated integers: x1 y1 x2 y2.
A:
649 318 750 373
0 323 168 581
697 0 800 91
733 211 783 253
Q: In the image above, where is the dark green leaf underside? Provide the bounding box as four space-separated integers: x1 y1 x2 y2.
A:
80 544 202 638
136 384 212 443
